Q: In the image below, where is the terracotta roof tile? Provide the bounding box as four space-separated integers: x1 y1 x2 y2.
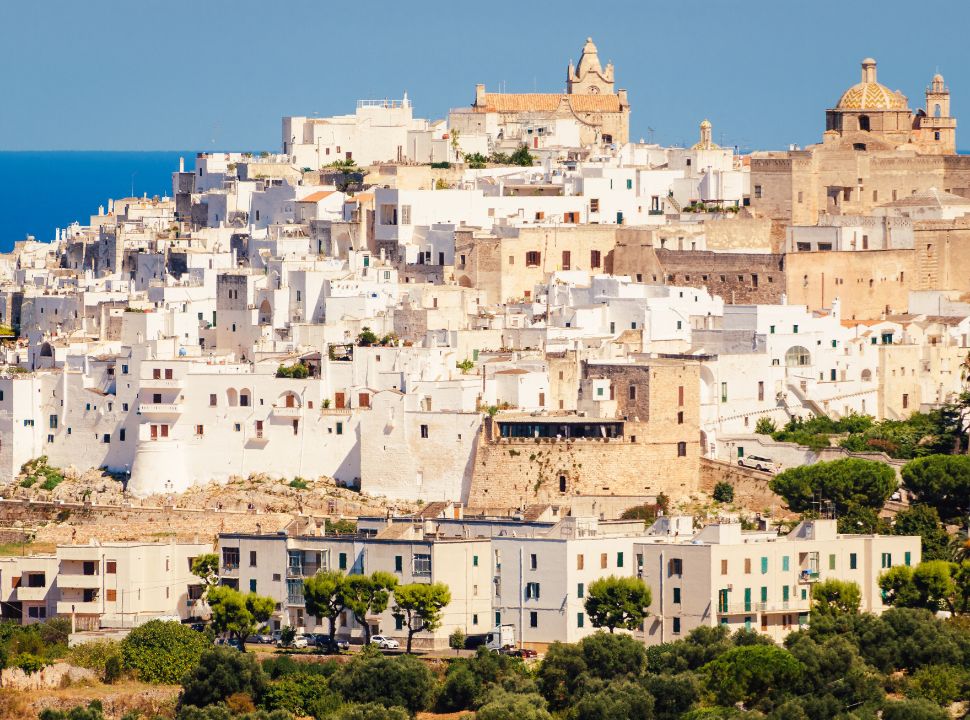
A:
481 93 622 114
299 190 336 203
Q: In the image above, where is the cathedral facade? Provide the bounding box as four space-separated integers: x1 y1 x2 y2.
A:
464 38 630 147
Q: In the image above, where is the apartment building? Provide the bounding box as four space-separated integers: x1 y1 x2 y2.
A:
0 554 59 624
218 525 491 651
637 518 919 645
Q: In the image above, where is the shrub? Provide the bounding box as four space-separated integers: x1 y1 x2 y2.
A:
712 482 734 503
67 640 123 680
330 653 436 714
288 478 309 490
181 647 267 707
39 701 106 720
275 363 309 379
754 417 776 435
121 620 209 684
333 704 410 720
12 652 47 674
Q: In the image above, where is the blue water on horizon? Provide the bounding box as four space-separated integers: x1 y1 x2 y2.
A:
0 151 195 253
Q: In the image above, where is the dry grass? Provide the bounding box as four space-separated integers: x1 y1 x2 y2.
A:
0 541 57 557
12 680 180 720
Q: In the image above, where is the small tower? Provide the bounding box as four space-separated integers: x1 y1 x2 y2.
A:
567 37 614 95
915 71 957 154
926 73 950 118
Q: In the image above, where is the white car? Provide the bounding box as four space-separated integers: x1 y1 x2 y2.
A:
370 635 400 649
291 635 309 649
738 454 781 473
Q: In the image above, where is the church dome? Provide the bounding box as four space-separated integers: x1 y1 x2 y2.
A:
835 58 908 110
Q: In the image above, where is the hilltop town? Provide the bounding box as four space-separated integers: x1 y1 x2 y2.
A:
1 38 969 720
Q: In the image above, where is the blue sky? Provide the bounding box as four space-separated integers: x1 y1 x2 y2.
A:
2 0 968 152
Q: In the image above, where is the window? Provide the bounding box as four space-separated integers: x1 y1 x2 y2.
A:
721 559 728 575
577 612 585 628
222 547 240 569
561 250 571 270
905 551 912 566
395 615 404 630
336 422 343 435
525 582 541 600
672 617 681 634
49 414 57 429
677 411 684 425
628 384 637 400
673 587 681 604
249 579 257 593
196 425 204 436
394 555 403 572
754 185 763 199
590 250 601 268
590 198 600 213
902 394 909 409
339 552 347 570
669 558 683 576
525 251 541 267
761 557 768 574
380 204 398 225
577 554 584 570
577 583 584 598
829 554 836 570
617 552 624 568
209 394 217 407
106 561 117 574
530 611 538 628
758 381 764 401
744 558 752 574
249 551 257 567
420 424 429 439
473 555 479 567
600 553 608 569
401 205 411 225
881 553 892 569
849 553 857 570
721 382 727 402
677 442 687 457
414 554 432 576
530 553 538 570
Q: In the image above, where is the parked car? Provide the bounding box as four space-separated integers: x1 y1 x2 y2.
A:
189 622 207 633
290 635 309 649
215 637 243 651
737 454 781 473
505 648 538 659
246 632 274 644
312 635 350 654
370 635 400 650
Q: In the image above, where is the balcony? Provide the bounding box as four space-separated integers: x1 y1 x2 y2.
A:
57 600 101 615
57 573 102 589
717 600 809 615
287 565 304 578
798 570 820 583
222 563 239 574
272 405 302 418
139 402 183 416
15 586 49 602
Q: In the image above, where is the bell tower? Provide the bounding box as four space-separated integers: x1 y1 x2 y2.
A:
916 72 956 154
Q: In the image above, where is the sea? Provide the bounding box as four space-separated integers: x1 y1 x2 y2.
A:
0 151 195 253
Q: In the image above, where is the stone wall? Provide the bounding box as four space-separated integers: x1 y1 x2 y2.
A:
465 427 700 511
612 244 786 305
699 458 795 518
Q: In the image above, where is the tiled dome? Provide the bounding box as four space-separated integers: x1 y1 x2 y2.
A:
835 58 908 110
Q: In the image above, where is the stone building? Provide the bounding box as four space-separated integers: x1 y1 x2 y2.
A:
454 38 630 147
750 58 970 234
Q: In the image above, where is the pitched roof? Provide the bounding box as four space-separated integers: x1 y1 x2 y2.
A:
299 190 336 203
481 93 622 114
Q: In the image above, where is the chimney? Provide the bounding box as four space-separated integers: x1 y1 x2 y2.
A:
475 83 486 108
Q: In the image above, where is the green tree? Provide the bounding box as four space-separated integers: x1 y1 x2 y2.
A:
340 572 398 645
120 620 209 684
510 144 535 167
180 647 267 708
811 579 861 616
391 582 451 653
836 503 890 534
754 417 776 435
901 454 970 521
893 504 952 560
330 653 436 714
584 576 652 633
905 663 969 706
333 703 410 720
207 586 275 649
537 642 588 711
769 458 896 513
881 698 949 720
303 570 348 645
477 690 553 720
703 644 803 710
644 673 701 720
449 628 466 655
190 553 220 591
712 482 734 503
578 631 646 680
879 560 958 612
569 680 655 720
39 701 106 720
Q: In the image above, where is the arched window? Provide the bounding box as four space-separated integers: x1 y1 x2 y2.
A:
240 388 252 408
934 104 942 118
258 299 272 326
858 115 871 132
785 346 811 367
226 388 238 407
861 369 872 382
